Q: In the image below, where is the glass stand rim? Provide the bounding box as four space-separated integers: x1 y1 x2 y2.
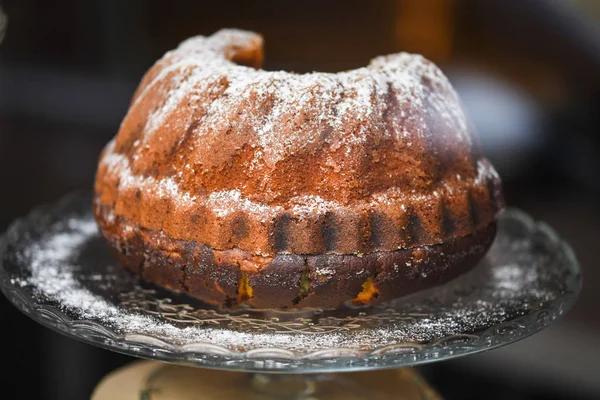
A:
0 192 582 373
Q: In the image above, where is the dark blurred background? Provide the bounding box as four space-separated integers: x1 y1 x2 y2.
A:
0 0 599 399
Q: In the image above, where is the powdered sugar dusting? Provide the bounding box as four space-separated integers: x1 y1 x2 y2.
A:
15 218 115 320
101 140 495 225
493 264 539 292
475 158 500 185
290 195 342 216
130 29 469 165
207 189 282 219
101 141 197 207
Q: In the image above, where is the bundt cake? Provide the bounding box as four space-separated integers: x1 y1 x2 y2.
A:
94 29 504 309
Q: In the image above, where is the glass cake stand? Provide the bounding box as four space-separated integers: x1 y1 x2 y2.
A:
0 193 581 399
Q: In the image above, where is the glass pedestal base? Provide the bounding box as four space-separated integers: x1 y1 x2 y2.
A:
91 361 441 400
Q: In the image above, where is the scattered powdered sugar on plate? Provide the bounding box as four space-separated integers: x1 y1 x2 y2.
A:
4 203 574 355
493 264 539 291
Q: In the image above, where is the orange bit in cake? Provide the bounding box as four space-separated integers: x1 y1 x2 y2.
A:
237 273 253 301
353 276 379 304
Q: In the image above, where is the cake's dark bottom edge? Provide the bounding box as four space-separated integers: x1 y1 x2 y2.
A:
95 206 496 309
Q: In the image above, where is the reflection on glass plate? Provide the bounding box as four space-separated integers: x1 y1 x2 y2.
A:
0 193 581 372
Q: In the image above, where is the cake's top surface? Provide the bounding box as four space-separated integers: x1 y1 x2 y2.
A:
95 29 504 257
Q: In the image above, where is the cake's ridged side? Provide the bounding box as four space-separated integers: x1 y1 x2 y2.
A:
95 201 496 309
95 147 503 256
